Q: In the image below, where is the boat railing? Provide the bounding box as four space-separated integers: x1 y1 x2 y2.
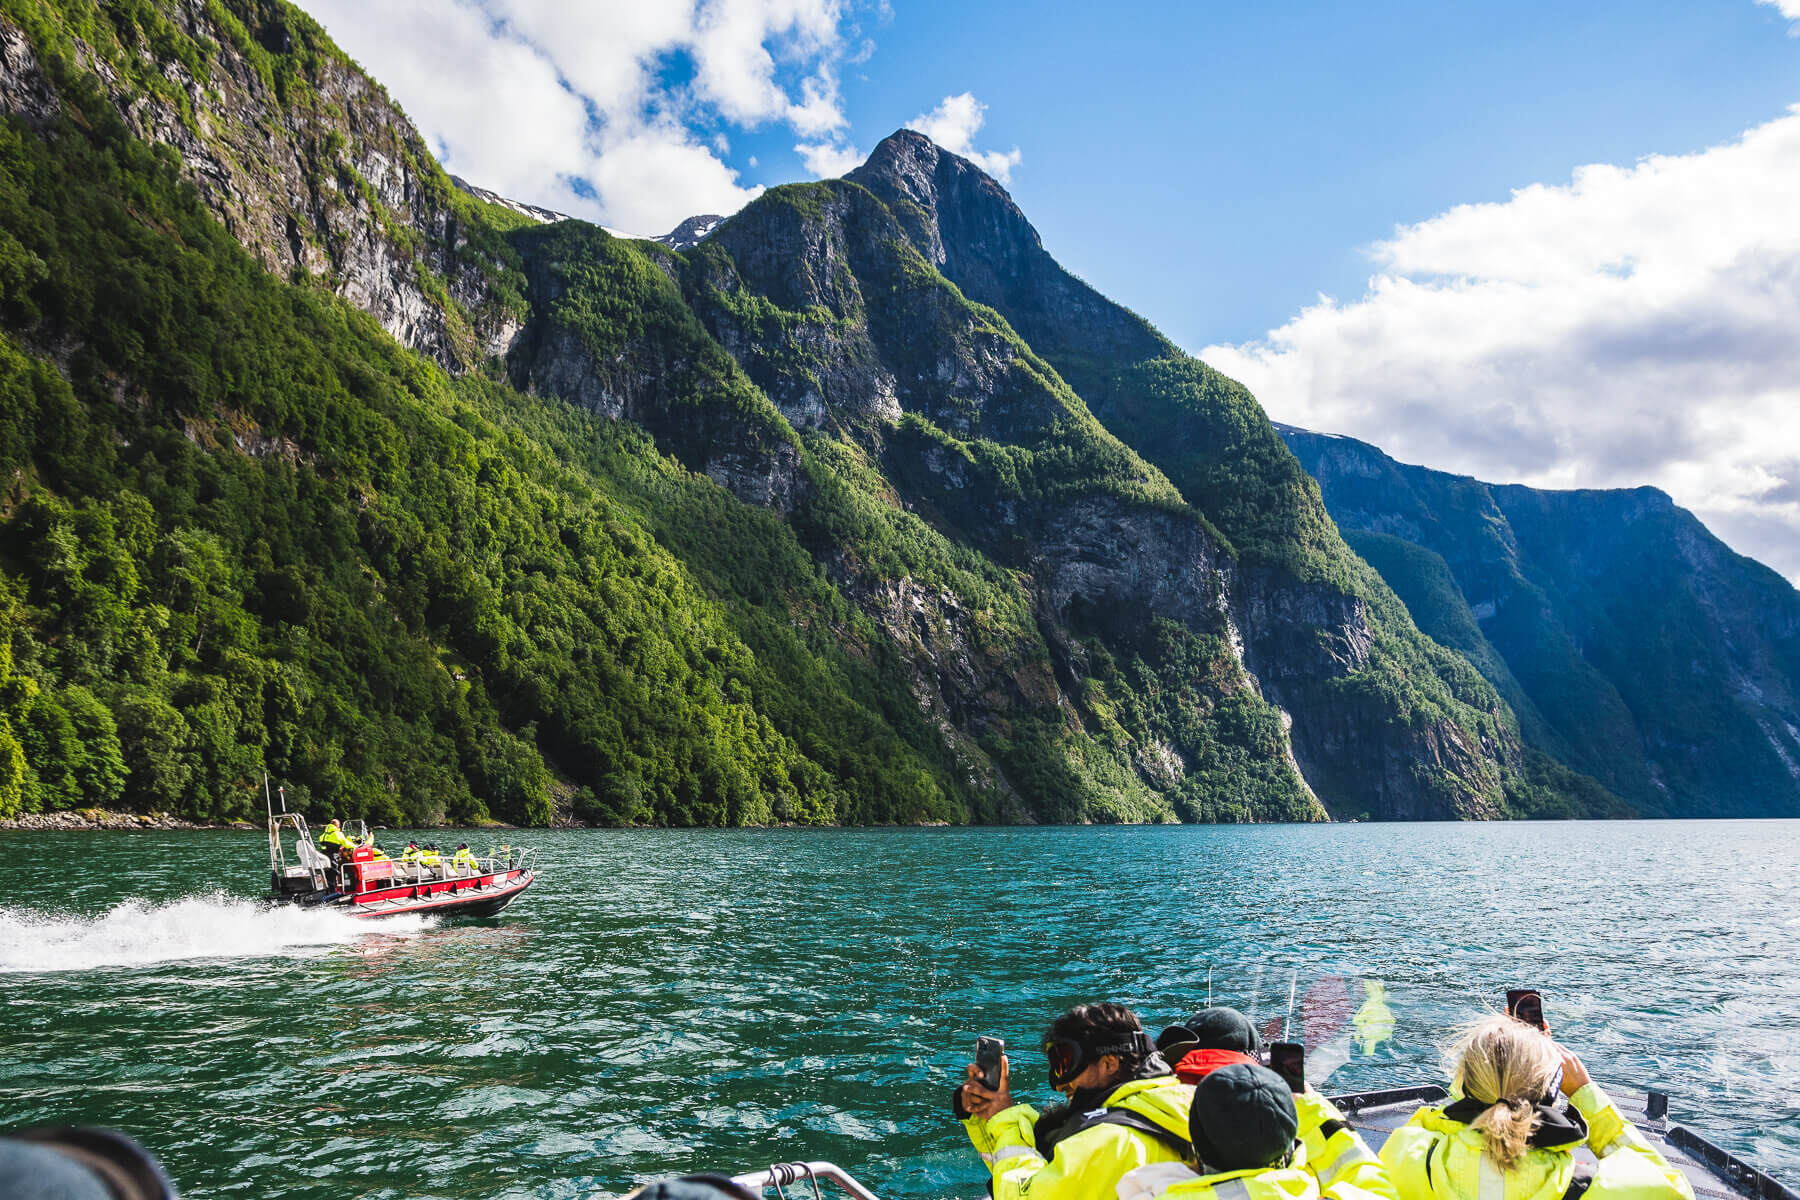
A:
730 1162 881 1200
346 848 534 892
481 845 536 874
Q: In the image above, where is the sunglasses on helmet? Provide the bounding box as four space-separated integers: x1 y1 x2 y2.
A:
1042 1030 1153 1087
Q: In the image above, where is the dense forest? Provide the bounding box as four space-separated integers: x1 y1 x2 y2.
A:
0 0 1621 826
0 2 989 825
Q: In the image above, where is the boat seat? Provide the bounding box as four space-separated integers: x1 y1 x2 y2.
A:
295 838 330 871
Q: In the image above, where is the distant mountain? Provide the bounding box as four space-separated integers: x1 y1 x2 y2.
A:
446 178 721 253
1279 426 1800 817
656 215 724 251
0 0 1611 825
449 175 573 227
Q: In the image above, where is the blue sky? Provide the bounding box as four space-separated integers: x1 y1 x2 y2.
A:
307 0 1800 580
694 0 1800 347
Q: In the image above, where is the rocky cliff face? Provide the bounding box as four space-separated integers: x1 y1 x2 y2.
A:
0 0 1615 823
1282 426 1800 817
845 131 1531 820
0 0 523 371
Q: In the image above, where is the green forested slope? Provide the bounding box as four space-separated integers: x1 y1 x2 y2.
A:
0 0 1612 826
1284 427 1800 818
0 39 973 825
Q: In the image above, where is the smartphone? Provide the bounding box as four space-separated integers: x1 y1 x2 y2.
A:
1267 1041 1304 1093
975 1036 1005 1090
1506 989 1546 1030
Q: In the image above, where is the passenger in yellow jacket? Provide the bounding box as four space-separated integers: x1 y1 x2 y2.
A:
1380 1016 1693 1200
318 820 354 857
1158 1007 1393 1200
1115 1062 1395 1200
958 1003 1193 1200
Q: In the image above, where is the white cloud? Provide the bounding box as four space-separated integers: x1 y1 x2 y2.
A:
796 139 865 177
907 92 1022 182
305 0 865 235
1203 106 1800 584
1754 0 1800 35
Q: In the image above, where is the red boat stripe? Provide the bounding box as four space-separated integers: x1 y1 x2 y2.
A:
347 876 533 918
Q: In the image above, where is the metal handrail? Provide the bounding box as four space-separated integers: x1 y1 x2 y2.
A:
346 853 529 894
730 1162 882 1200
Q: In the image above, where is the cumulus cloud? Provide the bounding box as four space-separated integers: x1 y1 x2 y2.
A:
1755 0 1800 32
304 0 865 236
908 93 1023 181
796 139 866 177
1203 106 1800 584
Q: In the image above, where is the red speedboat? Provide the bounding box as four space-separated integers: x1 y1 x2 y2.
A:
265 793 535 919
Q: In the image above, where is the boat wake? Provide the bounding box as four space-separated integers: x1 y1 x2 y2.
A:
0 892 433 973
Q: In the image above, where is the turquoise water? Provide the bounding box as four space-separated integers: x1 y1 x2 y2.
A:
1 822 1795 1199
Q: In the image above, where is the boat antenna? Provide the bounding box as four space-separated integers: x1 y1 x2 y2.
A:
1207 964 1213 1009
1283 968 1298 1043
264 772 273 819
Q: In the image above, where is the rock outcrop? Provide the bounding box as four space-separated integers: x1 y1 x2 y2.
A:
0 0 1629 823
0 0 523 370
1282 425 1800 817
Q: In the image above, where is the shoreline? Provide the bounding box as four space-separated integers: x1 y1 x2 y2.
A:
0 809 257 831
0 810 522 832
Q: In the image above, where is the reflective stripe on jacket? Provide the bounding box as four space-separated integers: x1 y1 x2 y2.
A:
1379 1084 1694 1200
1116 1161 1320 1200
963 1075 1194 1200
1296 1090 1397 1200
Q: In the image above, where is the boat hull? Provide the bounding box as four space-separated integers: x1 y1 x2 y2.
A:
273 868 535 920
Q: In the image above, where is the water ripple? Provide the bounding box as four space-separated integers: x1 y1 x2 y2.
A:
0 823 1795 1198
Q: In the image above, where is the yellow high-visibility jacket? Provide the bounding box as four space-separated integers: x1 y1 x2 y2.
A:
1117 1160 1322 1200
1380 1084 1694 1200
1296 1089 1398 1200
963 1075 1194 1200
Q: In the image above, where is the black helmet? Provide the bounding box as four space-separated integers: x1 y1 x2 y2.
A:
1157 1006 1262 1061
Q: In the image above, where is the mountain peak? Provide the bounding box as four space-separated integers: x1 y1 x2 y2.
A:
848 128 1027 270
656 214 725 251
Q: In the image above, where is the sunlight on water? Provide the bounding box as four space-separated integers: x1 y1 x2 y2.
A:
0 823 1794 1199
0 892 433 973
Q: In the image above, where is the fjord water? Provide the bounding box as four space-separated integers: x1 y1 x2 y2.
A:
2 823 1795 1200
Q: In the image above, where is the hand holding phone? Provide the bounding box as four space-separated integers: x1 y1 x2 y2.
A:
952 1036 1010 1120
1267 1041 1305 1094
1506 989 1547 1032
976 1036 1005 1090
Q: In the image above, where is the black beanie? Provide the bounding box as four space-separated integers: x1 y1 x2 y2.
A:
1188 1063 1300 1172
1157 1006 1262 1059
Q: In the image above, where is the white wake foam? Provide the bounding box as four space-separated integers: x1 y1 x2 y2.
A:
0 893 432 973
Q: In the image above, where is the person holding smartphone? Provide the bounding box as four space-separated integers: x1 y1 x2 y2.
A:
1380 1015 1694 1200
1117 1062 1394 1200
956 1003 1193 1200
1157 1007 1393 1200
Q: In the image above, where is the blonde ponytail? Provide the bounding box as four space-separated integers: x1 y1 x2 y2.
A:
1448 1015 1562 1172
1472 1096 1539 1170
